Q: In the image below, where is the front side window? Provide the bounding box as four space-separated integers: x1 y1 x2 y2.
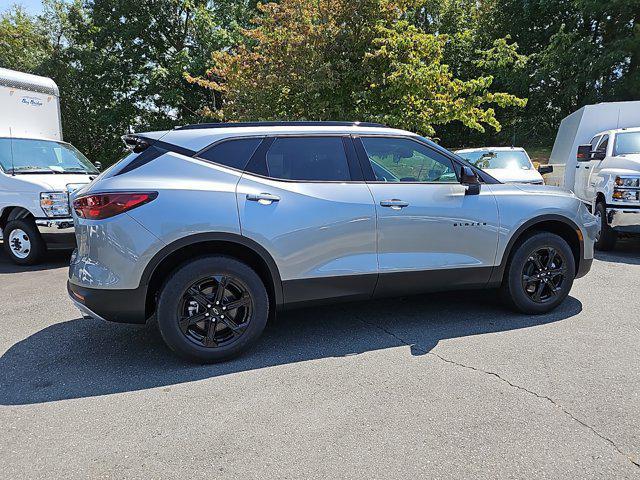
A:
0 138 97 174
613 132 640 155
265 136 350 181
361 137 457 182
459 150 532 171
597 135 609 153
198 137 262 171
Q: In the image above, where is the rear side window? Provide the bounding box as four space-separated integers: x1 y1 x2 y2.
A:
265 137 350 181
198 137 262 171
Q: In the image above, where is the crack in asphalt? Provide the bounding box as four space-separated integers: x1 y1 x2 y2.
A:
358 317 640 470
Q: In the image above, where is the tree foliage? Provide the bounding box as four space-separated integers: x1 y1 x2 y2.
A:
188 0 526 137
0 0 638 164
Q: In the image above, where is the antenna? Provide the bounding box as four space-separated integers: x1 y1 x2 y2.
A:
8 126 15 176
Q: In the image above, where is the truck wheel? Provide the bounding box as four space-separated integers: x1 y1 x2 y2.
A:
594 202 617 251
501 232 575 314
2 219 45 265
156 255 269 363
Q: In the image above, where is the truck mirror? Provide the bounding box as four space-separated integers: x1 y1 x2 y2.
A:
576 145 591 162
538 165 553 175
94 161 102 171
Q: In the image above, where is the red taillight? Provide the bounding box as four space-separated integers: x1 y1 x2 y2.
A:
73 192 157 220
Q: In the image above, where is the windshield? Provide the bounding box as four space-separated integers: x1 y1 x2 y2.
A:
458 150 532 171
614 132 640 155
0 138 98 174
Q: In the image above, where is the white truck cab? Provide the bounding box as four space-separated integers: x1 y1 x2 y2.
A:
574 127 640 250
0 68 98 264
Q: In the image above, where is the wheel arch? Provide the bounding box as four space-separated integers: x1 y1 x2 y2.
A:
0 206 34 229
490 214 584 285
141 233 284 319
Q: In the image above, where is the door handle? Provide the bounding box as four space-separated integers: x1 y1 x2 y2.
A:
380 199 409 210
246 193 280 205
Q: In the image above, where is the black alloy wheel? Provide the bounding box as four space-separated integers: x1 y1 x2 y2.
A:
179 275 253 348
521 246 567 304
157 256 269 363
502 232 575 314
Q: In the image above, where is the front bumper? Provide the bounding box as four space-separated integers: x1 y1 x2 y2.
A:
607 206 640 233
67 280 148 324
35 218 76 249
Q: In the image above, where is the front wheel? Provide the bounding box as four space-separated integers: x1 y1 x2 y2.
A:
502 232 576 314
2 219 45 265
157 256 269 363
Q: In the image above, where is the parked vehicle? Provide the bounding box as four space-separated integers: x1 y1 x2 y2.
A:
0 68 98 264
454 147 552 184
67 121 598 363
549 101 640 250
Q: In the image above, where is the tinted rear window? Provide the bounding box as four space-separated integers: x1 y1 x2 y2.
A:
265 137 350 181
198 137 262 171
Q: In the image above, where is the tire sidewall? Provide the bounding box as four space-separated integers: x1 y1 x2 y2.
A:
505 232 576 314
157 256 269 363
3 219 44 265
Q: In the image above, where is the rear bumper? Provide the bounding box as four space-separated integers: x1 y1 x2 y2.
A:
67 280 148 324
35 218 76 249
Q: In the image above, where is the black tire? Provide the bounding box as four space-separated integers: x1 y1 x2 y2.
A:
594 202 617 251
2 219 45 265
501 232 576 314
157 255 269 363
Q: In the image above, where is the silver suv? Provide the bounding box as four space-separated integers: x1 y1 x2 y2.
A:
67 122 598 362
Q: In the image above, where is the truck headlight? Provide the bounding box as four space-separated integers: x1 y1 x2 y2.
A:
615 176 640 188
613 177 640 203
40 192 70 217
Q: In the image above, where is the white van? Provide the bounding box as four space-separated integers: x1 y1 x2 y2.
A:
549 101 640 250
0 68 98 264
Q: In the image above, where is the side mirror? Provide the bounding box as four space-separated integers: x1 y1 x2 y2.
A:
460 165 481 195
538 165 553 175
94 161 102 171
577 145 592 162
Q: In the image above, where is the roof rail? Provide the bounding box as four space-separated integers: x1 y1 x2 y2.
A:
174 121 387 131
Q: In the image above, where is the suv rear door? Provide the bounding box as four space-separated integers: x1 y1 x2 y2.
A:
353 135 499 296
237 135 378 307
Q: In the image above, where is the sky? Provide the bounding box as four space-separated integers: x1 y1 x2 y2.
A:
4 0 44 14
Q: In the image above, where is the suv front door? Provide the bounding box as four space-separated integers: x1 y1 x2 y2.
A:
237 135 378 307
354 136 500 296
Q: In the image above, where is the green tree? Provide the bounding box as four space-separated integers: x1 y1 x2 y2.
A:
189 0 526 137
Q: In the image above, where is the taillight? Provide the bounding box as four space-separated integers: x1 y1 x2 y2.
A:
73 192 157 220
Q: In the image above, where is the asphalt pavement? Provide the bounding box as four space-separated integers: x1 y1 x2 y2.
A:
1 239 639 479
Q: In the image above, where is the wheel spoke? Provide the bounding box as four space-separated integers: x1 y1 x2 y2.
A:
220 316 247 335
187 287 211 308
203 318 218 347
532 281 545 302
179 312 208 331
545 248 557 268
529 253 544 272
224 294 251 311
214 276 229 304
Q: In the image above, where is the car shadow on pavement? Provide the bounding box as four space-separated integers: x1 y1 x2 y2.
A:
0 291 582 406
0 249 71 274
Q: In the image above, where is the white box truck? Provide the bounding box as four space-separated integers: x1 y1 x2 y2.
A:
549 101 640 250
0 68 99 264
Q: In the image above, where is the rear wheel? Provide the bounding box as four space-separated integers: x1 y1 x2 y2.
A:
502 232 575 314
594 201 617 251
2 219 45 265
157 256 269 363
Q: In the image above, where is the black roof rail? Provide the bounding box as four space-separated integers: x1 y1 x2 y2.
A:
174 121 387 131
